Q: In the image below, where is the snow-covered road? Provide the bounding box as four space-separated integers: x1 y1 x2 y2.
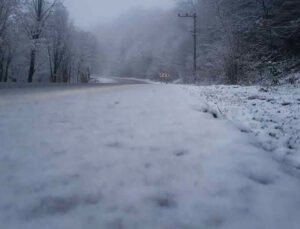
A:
0 84 300 229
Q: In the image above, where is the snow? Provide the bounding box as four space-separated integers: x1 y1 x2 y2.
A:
184 84 300 173
90 76 155 84
0 84 300 229
90 76 118 84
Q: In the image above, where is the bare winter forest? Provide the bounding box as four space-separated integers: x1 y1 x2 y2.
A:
97 0 300 84
0 0 299 85
0 0 98 83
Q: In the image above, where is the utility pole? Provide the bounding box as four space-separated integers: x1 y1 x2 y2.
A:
178 13 197 81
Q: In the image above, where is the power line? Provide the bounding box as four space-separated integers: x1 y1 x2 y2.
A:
178 13 197 82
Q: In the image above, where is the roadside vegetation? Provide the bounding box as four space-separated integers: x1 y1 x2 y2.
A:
0 0 98 84
97 0 300 85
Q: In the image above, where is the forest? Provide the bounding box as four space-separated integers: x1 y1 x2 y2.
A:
0 0 299 85
97 0 300 85
0 0 98 83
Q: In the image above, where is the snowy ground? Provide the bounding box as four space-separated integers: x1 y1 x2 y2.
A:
89 76 153 85
184 84 300 174
0 84 300 229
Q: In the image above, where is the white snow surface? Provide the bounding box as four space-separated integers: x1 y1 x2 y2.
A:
90 77 118 84
0 84 300 229
184 84 300 173
90 76 155 84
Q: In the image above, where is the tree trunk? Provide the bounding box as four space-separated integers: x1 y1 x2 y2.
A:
53 59 58 83
4 57 11 82
0 59 4 82
0 66 2 82
28 48 36 83
47 46 54 82
53 70 57 82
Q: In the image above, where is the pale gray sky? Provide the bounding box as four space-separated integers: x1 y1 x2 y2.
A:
64 0 175 29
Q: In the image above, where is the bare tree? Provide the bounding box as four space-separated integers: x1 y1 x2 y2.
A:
46 2 69 82
20 0 57 82
0 0 17 82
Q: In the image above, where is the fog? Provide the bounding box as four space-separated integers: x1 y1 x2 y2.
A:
94 8 193 81
64 0 175 28
61 0 300 84
63 0 194 81
60 0 231 83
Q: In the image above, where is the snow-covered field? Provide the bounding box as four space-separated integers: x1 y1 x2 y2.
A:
0 84 300 229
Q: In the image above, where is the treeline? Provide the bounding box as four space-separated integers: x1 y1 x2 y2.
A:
0 0 98 83
180 0 300 84
97 0 300 85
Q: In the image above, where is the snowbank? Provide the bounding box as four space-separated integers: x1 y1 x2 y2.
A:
184 84 300 173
